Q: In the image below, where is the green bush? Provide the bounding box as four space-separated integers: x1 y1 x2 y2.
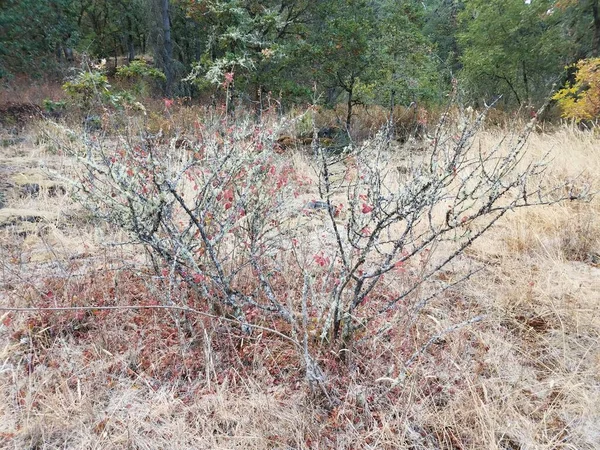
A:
63 71 111 111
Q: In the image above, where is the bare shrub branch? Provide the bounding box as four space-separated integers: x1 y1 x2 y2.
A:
45 102 591 390
312 106 591 345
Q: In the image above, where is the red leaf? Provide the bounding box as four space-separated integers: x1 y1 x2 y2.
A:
394 261 406 274
192 273 205 283
313 253 330 267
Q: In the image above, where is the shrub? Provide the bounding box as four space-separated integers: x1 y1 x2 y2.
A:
60 111 328 386
312 112 586 350
63 70 112 111
115 59 166 82
42 98 67 114
58 102 589 393
63 65 160 115
115 59 166 97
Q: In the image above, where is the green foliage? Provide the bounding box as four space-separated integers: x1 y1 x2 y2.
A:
311 0 376 96
423 0 462 76
0 0 78 77
553 0 600 59
307 0 440 126
4 0 599 117
75 0 148 60
458 0 569 106
42 99 67 113
553 57 600 121
63 69 142 112
63 71 111 109
368 0 443 106
116 60 166 81
184 0 312 102
116 59 166 96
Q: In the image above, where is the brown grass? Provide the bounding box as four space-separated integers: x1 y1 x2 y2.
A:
0 75 65 107
0 116 599 448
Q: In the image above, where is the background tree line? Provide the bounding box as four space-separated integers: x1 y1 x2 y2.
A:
1 0 599 113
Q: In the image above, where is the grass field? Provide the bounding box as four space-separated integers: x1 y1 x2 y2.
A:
1 116 599 449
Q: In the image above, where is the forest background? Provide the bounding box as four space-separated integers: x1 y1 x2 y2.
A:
2 0 600 119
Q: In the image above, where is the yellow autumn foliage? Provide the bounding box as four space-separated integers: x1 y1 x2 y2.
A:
553 57 600 121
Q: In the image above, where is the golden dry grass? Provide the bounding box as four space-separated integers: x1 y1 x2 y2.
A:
0 122 599 449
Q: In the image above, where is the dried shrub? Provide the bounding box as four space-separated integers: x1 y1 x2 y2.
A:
42 97 591 400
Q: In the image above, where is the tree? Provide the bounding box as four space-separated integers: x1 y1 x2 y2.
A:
0 0 78 77
554 0 600 59
184 0 313 107
369 0 443 111
308 0 378 129
423 0 463 77
458 0 568 106
159 0 174 95
72 0 154 71
307 0 439 129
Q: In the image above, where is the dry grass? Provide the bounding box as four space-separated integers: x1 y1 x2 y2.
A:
0 76 65 107
0 118 599 449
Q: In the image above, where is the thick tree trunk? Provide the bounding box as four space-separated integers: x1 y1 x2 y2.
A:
126 16 135 62
127 40 135 62
64 47 74 62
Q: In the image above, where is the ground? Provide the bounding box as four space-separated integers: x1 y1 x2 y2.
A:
0 118 599 449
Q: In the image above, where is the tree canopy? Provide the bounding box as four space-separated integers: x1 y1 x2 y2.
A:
2 0 599 118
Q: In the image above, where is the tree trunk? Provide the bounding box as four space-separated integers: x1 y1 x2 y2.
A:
55 43 63 61
64 47 74 62
194 21 202 62
126 16 135 62
127 40 135 62
346 88 353 132
592 0 600 57
344 72 357 131
501 75 521 106
326 87 338 108
161 0 174 95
